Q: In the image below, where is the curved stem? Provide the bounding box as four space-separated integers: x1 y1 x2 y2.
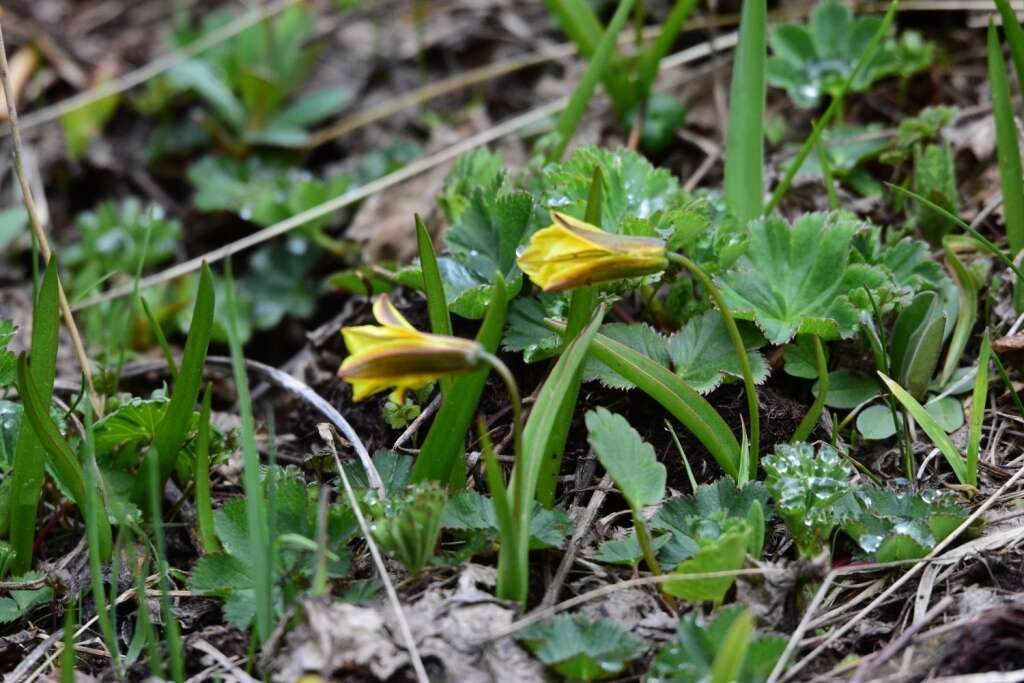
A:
668 252 759 478
479 352 523 476
791 335 827 443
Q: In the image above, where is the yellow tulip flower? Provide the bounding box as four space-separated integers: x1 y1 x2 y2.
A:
338 295 481 403
517 211 668 292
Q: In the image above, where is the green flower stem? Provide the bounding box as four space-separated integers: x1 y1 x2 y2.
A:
668 252 759 478
478 350 526 599
791 335 828 443
633 514 662 577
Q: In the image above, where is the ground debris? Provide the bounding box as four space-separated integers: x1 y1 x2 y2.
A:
273 564 544 682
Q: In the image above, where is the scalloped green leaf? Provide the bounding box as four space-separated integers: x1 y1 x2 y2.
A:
716 212 866 344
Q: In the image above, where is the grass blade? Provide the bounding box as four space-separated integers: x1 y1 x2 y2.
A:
145 441 185 681
81 403 121 675
415 214 453 396
966 330 991 488
140 297 178 381
988 18 1024 256
410 273 509 486
9 261 60 574
940 236 981 386
994 0 1024 96
194 383 219 554
888 182 1024 282
479 416 516 594
879 372 969 485
153 262 214 480
724 0 766 224
634 0 699 103
547 0 636 162
223 260 273 642
544 0 633 114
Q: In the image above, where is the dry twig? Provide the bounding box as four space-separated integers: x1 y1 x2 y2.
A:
0 20 102 416
318 424 429 683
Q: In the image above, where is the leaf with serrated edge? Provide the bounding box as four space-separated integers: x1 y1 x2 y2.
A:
586 407 666 512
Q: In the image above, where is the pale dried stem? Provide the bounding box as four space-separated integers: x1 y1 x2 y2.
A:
0 21 102 417
318 424 429 683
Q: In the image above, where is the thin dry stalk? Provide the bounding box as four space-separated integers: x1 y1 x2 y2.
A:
318 423 429 683
0 21 102 416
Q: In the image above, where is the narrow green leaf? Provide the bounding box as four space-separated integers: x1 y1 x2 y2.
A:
724 0 767 224
501 310 603 603
9 262 60 574
940 236 980 386
544 0 633 114
548 0 636 162
223 261 272 642
410 274 509 485
994 0 1024 96
16 356 112 563
710 609 754 683
879 372 969 485
195 383 219 554
634 0 700 102
154 262 215 481
988 18 1024 256
583 327 741 479
415 215 453 339
966 331 991 488
536 167 602 507
416 214 453 396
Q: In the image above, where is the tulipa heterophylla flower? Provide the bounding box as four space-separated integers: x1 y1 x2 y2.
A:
517 212 762 478
338 293 528 600
338 294 485 403
516 211 668 291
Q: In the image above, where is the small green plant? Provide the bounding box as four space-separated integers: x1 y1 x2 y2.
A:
518 614 646 682
138 5 352 154
763 442 858 558
364 481 446 575
767 0 934 109
647 606 786 683
190 466 355 629
843 486 966 561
